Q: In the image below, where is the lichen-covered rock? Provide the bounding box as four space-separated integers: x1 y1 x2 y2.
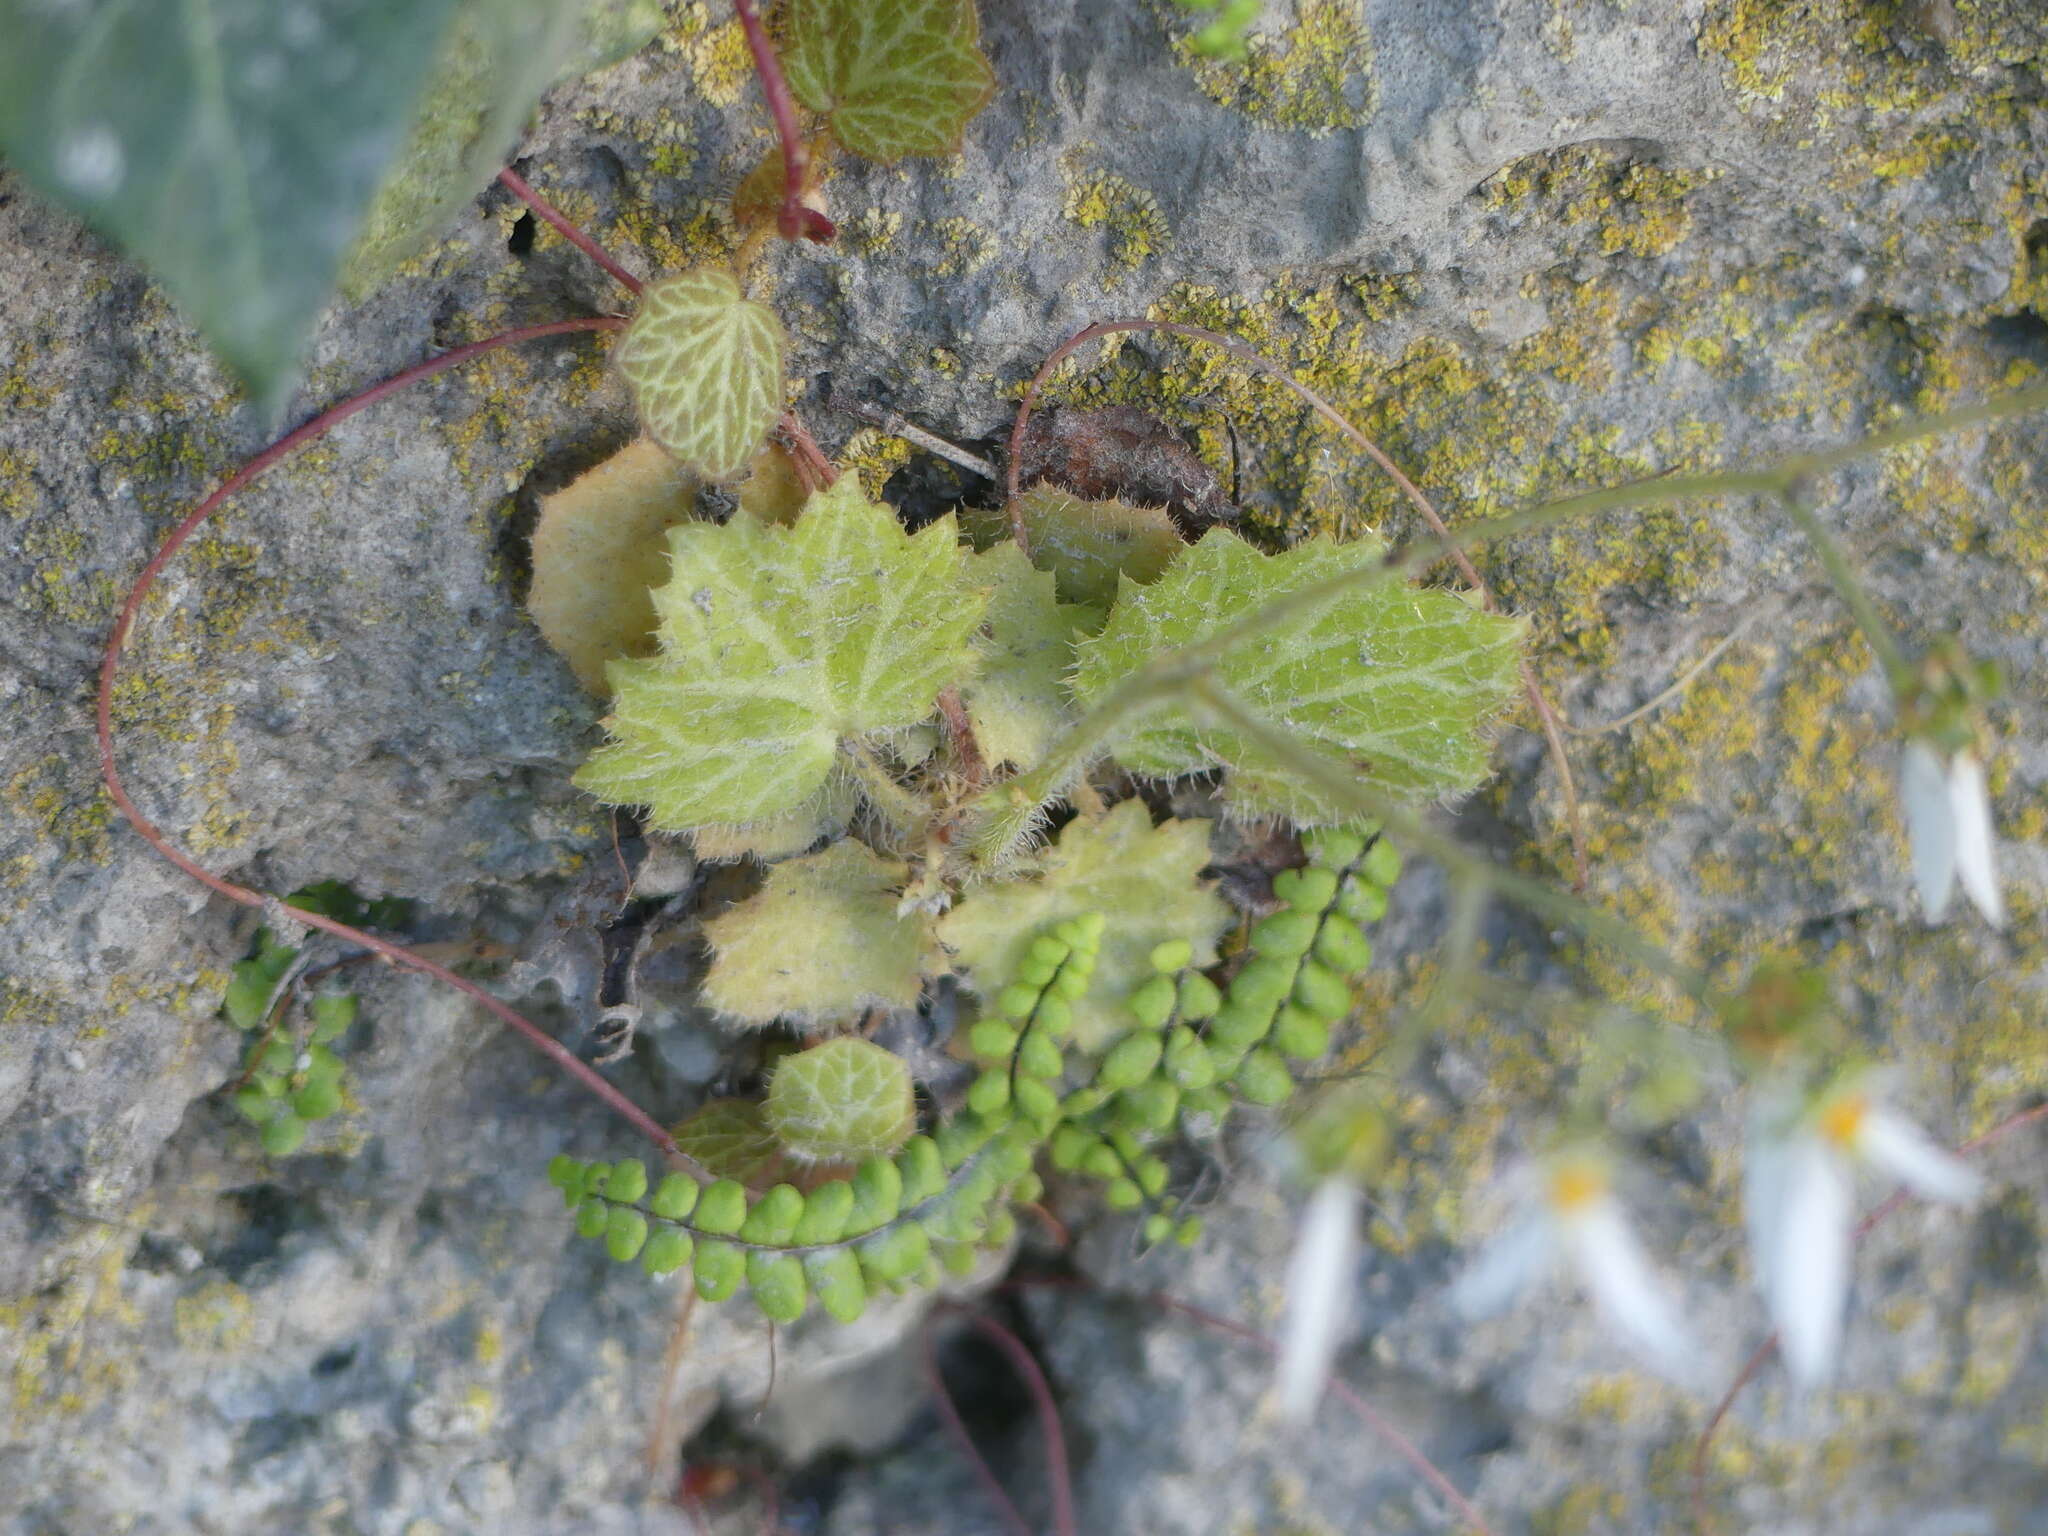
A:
2 1 2044 1532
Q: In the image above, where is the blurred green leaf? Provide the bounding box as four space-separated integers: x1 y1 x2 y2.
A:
341 0 667 298
0 0 469 413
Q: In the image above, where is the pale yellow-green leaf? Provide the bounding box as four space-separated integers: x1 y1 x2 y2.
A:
691 774 857 863
702 840 938 1027
783 0 996 163
964 488 1184 607
1071 530 1525 823
575 479 987 830
961 544 1096 772
765 1038 917 1164
937 800 1231 1050
526 437 698 694
616 269 785 481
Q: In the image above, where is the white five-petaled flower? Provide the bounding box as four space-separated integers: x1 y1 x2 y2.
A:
1273 1176 1361 1422
1449 1149 1696 1380
1900 740 2004 928
1744 1072 1984 1388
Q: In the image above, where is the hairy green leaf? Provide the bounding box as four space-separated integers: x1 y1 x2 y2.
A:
671 1099 783 1185
0 0 466 412
690 775 856 864
965 489 1185 607
938 801 1230 1050
616 270 786 481
527 437 700 693
782 0 995 162
701 841 936 1026
961 545 1097 773
1071 531 1524 821
765 1038 918 1164
342 0 663 296
575 480 986 831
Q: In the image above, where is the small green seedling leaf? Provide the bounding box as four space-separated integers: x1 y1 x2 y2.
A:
702 840 937 1026
0 0 467 412
764 1038 918 1164
961 545 1098 772
671 1100 784 1185
1071 531 1524 822
576 479 987 830
308 994 358 1045
965 488 1184 608
616 270 786 482
783 0 996 163
939 801 1231 1050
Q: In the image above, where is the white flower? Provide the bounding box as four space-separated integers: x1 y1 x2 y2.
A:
1745 1071 1984 1387
1273 1177 1360 1422
1901 740 2005 928
1449 1150 1695 1380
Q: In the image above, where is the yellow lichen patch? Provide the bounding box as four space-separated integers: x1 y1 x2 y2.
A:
661 1 754 107
928 216 995 278
1481 144 1718 261
1174 0 1376 135
5 1243 140 1420
841 207 904 256
0 445 35 520
174 1280 256 1352
837 427 912 500
1059 163 1171 287
4 754 114 867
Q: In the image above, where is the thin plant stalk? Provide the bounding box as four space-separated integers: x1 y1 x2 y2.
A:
731 0 834 242
497 167 644 296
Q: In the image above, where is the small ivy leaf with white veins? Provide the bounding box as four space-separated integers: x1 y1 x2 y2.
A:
782 0 996 163
961 545 1099 773
1071 531 1525 823
765 1038 917 1164
576 478 987 831
616 269 786 481
701 839 938 1027
938 800 1231 1050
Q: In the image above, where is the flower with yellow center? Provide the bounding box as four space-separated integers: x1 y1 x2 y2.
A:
1744 1070 1983 1387
1450 1146 1695 1380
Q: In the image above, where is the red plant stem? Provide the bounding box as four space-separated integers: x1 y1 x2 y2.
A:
731 0 834 243
922 1305 1078 1536
776 410 837 491
97 316 702 1170
497 167 644 297
1008 317 1593 891
1688 1098 2048 1534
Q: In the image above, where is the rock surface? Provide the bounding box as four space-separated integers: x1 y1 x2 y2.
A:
3 2 2046 1533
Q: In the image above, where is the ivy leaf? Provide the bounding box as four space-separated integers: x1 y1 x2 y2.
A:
964 489 1184 608
962 545 1097 773
938 800 1231 1051
672 1099 785 1185
1071 531 1525 823
765 1038 917 1164
702 840 937 1026
527 437 700 694
0 0 466 413
782 0 996 162
576 479 987 831
341 0 666 298
616 270 786 482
